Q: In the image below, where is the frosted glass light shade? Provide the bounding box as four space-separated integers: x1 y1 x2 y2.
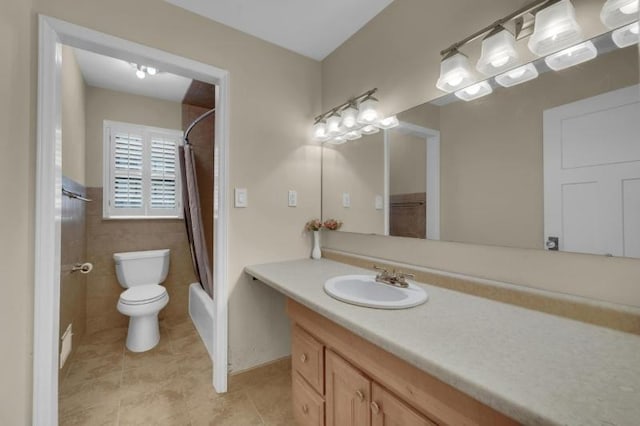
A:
312 122 330 141
328 135 347 145
495 63 539 87
340 105 359 130
326 114 343 136
454 81 493 102
601 0 639 29
477 29 519 75
377 116 399 129
345 130 362 140
361 125 380 135
544 41 597 71
436 52 474 92
612 21 640 47
528 0 583 56
146 67 157 75
356 98 380 125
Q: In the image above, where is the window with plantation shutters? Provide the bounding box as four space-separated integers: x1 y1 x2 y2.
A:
103 121 183 219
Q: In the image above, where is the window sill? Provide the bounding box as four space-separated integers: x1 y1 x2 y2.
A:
102 215 183 220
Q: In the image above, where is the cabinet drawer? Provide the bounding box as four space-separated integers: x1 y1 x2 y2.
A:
293 325 325 394
293 372 325 426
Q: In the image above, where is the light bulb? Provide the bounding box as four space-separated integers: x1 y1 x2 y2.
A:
361 125 380 135
465 85 481 95
147 67 157 75
490 55 510 68
136 69 146 79
312 122 329 142
508 68 527 79
326 114 343 137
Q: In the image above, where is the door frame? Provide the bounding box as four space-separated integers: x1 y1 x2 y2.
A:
384 121 441 240
35 15 230 425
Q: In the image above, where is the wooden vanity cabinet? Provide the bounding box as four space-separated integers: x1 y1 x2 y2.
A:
288 299 518 426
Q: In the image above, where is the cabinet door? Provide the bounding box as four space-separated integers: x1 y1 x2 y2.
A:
371 383 437 426
325 350 371 426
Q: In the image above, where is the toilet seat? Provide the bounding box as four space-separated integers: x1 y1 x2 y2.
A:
120 284 167 305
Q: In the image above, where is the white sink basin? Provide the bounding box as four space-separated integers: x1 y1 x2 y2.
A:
324 274 428 309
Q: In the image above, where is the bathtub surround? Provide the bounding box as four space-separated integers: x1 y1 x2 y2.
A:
59 177 88 379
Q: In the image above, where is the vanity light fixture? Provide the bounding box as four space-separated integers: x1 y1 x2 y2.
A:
356 95 381 125
454 81 493 102
312 88 398 143
361 125 381 135
528 0 583 56
495 63 539 87
135 66 146 79
601 0 639 29
544 40 597 71
476 27 520 75
612 21 640 47
377 116 400 129
436 51 474 92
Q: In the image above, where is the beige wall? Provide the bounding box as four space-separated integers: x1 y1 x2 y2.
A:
61 46 86 184
438 47 638 249
389 131 426 195
2 0 321 423
322 133 385 234
321 0 640 308
85 86 183 187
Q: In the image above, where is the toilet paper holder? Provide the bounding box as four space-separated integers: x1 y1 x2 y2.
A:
71 262 93 274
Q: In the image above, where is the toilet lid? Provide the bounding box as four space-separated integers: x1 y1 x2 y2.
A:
120 284 167 305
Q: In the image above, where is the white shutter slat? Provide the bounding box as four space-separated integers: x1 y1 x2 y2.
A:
150 138 178 209
112 132 144 211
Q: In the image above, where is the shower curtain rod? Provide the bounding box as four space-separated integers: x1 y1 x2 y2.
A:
184 107 216 145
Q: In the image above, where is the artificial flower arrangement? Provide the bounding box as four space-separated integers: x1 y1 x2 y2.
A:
322 219 343 231
304 218 342 231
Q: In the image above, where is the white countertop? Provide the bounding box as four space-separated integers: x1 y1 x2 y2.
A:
245 258 640 426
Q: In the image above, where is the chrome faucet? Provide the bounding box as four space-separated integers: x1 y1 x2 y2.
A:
373 265 415 288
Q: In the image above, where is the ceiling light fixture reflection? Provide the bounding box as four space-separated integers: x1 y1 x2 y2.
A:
495 63 539 87
454 81 493 102
326 113 343 137
356 96 381 125
377 116 400 129
528 0 583 56
612 21 640 47
436 51 474 92
340 104 359 130
360 125 380 135
601 0 639 29
544 40 597 71
477 27 520 75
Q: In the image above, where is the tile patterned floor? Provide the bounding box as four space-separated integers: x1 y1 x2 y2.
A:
59 318 294 425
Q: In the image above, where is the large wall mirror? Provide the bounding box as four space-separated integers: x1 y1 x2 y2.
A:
321 28 640 258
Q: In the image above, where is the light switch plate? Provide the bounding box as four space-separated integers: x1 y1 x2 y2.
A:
375 195 384 210
235 188 248 208
342 192 351 208
288 190 297 207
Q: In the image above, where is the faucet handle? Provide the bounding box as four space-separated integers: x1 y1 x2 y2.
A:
373 265 391 277
395 271 415 284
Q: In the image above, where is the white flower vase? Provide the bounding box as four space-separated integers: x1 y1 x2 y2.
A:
311 230 321 260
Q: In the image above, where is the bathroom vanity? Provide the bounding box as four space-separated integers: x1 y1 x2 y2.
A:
245 259 640 426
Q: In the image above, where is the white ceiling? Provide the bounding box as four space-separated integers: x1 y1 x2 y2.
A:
165 0 394 60
73 48 192 103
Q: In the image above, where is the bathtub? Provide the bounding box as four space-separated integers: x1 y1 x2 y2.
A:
189 283 214 357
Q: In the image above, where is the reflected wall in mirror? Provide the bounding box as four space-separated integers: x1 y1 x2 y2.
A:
321 29 640 258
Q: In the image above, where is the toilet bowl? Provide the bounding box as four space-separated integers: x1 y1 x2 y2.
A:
113 249 171 352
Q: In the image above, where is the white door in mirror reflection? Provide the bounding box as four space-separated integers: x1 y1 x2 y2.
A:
544 85 640 258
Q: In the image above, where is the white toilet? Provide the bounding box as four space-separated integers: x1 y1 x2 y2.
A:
113 249 170 352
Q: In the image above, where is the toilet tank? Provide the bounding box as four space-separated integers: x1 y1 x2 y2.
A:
113 249 170 288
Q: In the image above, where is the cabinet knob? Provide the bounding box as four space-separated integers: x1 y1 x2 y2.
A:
371 401 380 414
300 353 308 363
302 404 309 414
356 390 365 401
